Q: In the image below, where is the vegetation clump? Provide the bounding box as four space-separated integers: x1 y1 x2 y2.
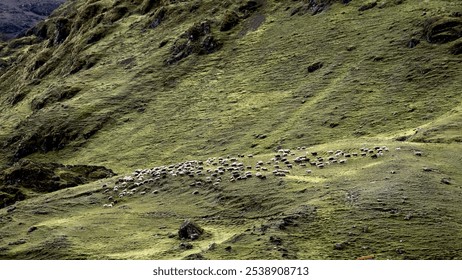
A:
220 11 240 31
31 86 81 111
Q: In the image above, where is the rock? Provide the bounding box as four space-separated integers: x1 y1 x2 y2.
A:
8 239 27 246
220 11 240 31
238 0 260 17
451 41 462 55
149 7 167 29
346 45 356 51
6 206 16 213
178 219 204 240
2 159 115 194
441 178 451 185
334 242 346 250
199 35 222 54
307 62 323 73
269 236 283 246
166 21 222 64
190 233 200 240
407 38 420 48
27 226 38 233
208 243 216 251
179 242 193 250
404 213 412 220
358 2 377 12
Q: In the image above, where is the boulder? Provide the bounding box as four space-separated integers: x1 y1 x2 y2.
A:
178 219 204 240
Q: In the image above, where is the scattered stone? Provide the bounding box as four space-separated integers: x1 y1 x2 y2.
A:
224 245 232 252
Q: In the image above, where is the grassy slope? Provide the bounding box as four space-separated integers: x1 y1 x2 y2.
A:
1 0 457 173
0 0 461 259
1 141 462 259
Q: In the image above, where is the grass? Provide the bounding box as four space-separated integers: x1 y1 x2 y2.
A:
0 0 461 259
1 140 462 259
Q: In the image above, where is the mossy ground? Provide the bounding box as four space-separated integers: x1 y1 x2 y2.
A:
1 140 462 259
0 0 461 259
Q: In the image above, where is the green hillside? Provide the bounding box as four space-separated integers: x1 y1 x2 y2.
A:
0 0 461 259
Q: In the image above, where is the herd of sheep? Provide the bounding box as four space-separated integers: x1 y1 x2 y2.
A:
101 145 401 207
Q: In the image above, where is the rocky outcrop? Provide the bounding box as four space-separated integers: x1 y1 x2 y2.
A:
0 159 115 208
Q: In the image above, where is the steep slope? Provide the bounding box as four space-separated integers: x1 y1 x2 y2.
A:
0 0 461 259
0 0 66 40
